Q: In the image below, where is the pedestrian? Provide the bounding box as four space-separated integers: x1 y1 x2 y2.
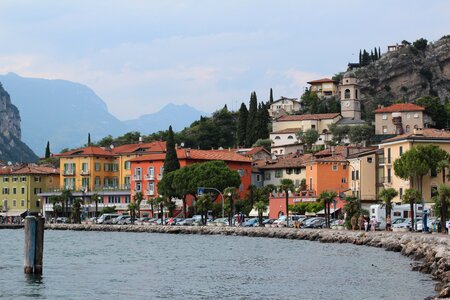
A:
371 216 377 232
386 215 391 231
358 215 364 231
364 216 369 232
351 215 356 231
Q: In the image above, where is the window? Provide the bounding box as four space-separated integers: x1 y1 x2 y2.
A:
311 125 316 130
414 113 419 119
124 176 131 189
34 176 41 182
256 174 261 182
82 162 89 172
382 126 387 133
36 200 40 207
275 170 283 178
13 200 17 207
387 148 391 163
294 168 301 174
34 188 42 194
21 187 25 194
21 200 25 207
112 177 118 187
265 172 271 180
13 177 18 182
343 165 347 170
399 146 403 156
135 182 141 192
112 164 119 172
332 164 338 171
399 188 403 199
286 168 292 175
2 177 9 182
13 187 17 194
135 167 142 177
287 135 294 139
238 169 245 177
20 177 26 182
344 89 350 99
104 177 110 187
2 187 9 194
124 161 131 170
387 168 391 183
82 178 90 190
274 136 281 140
148 167 154 178
405 125 410 133
407 113 411 119
148 182 155 192
95 177 101 187
124 196 130 204
104 163 111 172
309 177 313 190
63 178 75 190
356 170 359 180
382 114 387 120
352 171 355 180
367 157 373 163
341 177 347 183
95 162 101 171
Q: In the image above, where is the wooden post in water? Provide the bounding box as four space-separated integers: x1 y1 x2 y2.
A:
34 217 45 274
24 216 37 274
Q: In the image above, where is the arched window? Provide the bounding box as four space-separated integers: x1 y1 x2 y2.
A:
405 125 410 133
287 135 294 139
344 89 350 99
414 125 419 129
274 136 281 140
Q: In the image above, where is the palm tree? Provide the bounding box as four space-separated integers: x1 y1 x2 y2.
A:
128 202 138 224
224 187 236 226
196 194 212 225
133 192 144 219
318 191 338 228
254 200 268 226
436 184 450 233
49 195 62 221
379 188 398 226
403 188 421 231
153 197 165 225
279 179 294 227
71 198 83 224
91 193 101 220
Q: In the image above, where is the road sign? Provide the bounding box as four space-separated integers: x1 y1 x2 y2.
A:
197 188 204 196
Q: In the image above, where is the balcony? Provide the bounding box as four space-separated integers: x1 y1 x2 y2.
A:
157 174 163 180
145 190 155 196
144 174 155 180
133 174 142 181
80 170 90 176
63 170 75 176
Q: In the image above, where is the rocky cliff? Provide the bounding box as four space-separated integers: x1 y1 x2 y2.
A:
355 36 450 116
0 84 37 162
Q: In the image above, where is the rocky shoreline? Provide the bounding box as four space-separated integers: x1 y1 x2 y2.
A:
46 224 450 298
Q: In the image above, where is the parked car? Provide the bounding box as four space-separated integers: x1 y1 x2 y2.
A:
178 218 195 226
56 217 69 224
263 219 276 227
392 218 411 229
117 217 132 225
243 218 259 227
303 217 326 228
416 217 437 232
211 217 228 227
97 214 120 224
113 215 130 224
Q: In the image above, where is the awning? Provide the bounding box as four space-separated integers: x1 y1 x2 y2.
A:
316 208 341 215
249 208 269 217
0 210 27 217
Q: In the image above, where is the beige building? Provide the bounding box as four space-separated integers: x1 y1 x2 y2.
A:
268 97 301 118
346 148 380 210
374 103 433 135
338 72 362 121
307 78 338 97
258 154 312 188
378 128 450 205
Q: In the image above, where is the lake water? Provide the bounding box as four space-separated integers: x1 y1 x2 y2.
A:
0 229 436 299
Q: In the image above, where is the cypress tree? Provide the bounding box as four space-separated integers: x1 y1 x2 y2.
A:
237 103 248 147
45 141 51 158
374 47 378 60
246 92 258 147
378 47 381 58
359 50 362 64
269 88 274 103
257 102 270 140
163 125 180 174
370 50 374 61
88 133 91 146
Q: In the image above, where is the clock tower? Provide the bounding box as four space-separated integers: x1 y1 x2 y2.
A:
339 71 361 120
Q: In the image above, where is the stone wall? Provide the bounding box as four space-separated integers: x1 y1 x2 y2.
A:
45 224 450 298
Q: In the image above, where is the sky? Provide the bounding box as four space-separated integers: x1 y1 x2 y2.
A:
0 0 449 121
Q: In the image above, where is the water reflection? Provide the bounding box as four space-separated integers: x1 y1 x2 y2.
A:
24 273 46 298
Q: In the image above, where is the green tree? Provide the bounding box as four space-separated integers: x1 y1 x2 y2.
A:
246 92 258 147
318 191 338 228
133 192 144 220
163 126 180 174
328 123 350 145
256 102 270 140
379 188 398 225
254 200 268 226
101 206 116 214
413 38 428 51
88 133 91 146
91 193 101 219
415 96 448 129
348 125 374 145
60 189 73 219
434 184 450 232
71 198 83 224
300 89 320 114
49 195 62 221
279 179 294 227
128 202 138 224
252 138 272 151
237 103 248 147
196 194 212 225
343 196 361 229
296 129 319 151
269 88 274 103
402 189 421 231
45 141 51 158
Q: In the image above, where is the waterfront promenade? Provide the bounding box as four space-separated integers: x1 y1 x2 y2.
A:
45 224 450 298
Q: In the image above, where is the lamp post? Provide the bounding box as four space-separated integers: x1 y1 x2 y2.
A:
228 192 232 226
197 187 224 218
96 196 101 222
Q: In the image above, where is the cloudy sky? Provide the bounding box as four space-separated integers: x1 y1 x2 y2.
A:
0 1 449 120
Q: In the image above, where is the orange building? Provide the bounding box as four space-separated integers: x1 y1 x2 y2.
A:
130 148 253 216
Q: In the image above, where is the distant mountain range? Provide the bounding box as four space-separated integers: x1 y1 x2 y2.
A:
0 73 207 157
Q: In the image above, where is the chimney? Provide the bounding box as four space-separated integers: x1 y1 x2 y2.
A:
186 149 190 158
413 128 423 136
139 136 143 144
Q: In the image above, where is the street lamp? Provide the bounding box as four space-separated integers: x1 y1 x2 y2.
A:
197 187 224 218
96 195 101 222
227 192 232 226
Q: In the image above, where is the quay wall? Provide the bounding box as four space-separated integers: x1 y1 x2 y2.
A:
45 224 450 298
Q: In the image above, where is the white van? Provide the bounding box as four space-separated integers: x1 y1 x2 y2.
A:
97 214 120 224
370 204 423 230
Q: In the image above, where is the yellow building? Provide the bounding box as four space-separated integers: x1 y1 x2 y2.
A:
307 78 339 97
0 164 59 220
378 128 450 204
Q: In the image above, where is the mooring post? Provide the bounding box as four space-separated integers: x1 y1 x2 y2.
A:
24 216 37 274
34 217 45 274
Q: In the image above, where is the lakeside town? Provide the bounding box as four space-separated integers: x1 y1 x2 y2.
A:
1 63 450 234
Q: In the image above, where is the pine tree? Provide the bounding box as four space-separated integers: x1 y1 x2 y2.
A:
163 125 180 174
374 47 378 60
246 92 258 147
45 141 51 158
359 50 362 64
88 133 91 146
269 88 274 103
370 50 374 61
378 47 381 58
237 103 248 147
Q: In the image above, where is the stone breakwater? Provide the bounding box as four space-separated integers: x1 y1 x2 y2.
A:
46 224 450 298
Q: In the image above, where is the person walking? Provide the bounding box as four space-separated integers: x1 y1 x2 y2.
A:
351 215 356 231
364 216 369 232
358 215 364 231
371 216 377 232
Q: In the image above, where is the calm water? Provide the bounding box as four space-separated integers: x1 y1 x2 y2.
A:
0 229 436 300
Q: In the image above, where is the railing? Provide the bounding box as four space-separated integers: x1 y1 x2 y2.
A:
63 170 75 175
144 174 154 180
145 190 155 196
382 176 392 184
133 174 142 181
80 170 90 175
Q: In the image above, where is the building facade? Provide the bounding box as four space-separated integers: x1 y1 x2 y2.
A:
307 78 338 97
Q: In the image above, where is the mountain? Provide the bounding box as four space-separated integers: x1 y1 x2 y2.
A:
0 73 209 155
0 83 38 162
354 36 450 116
123 103 207 133
0 73 127 155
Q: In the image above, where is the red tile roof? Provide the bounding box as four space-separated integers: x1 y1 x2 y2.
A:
276 113 340 122
12 165 59 175
56 146 114 157
112 141 166 154
257 154 313 169
244 147 270 156
381 128 450 143
131 149 252 163
271 128 302 134
314 154 347 163
307 78 338 84
373 103 425 113
314 146 348 157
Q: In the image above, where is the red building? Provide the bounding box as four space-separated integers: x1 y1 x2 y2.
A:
130 148 253 216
